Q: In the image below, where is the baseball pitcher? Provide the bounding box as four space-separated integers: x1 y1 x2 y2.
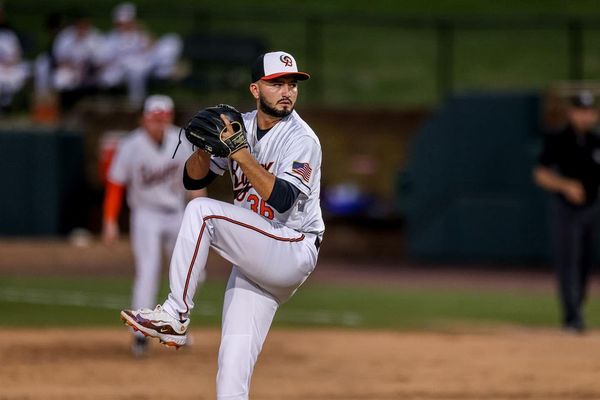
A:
121 51 324 399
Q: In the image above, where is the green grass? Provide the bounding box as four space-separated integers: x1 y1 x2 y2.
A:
2 275 600 330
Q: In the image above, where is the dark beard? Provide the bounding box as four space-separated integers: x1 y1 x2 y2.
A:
259 96 293 118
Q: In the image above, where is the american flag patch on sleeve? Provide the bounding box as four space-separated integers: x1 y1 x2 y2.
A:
292 161 312 182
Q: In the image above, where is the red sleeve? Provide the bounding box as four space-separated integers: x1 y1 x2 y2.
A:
103 180 125 222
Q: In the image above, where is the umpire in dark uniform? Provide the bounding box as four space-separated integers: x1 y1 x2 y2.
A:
534 90 600 333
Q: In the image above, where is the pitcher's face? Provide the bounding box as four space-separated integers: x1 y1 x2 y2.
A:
251 76 298 118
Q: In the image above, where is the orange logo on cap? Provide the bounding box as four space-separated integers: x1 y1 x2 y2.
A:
280 55 293 67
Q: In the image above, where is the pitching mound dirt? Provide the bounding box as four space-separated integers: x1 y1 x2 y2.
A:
2 327 600 400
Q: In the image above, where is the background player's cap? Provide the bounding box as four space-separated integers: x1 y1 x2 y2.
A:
144 95 174 117
113 2 136 23
569 90 596 109
251 51 310 82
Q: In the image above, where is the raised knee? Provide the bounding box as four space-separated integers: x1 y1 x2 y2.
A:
186 197 219 217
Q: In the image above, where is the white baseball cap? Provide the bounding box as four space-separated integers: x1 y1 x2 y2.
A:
144 95 174 115
251 51 310 82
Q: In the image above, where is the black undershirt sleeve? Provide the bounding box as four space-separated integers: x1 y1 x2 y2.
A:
266 178 301 213
183 166 218 190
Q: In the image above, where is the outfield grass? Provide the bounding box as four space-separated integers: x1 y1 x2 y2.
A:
2 276 600 330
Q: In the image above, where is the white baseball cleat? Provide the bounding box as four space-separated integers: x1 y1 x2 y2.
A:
120 305 189 348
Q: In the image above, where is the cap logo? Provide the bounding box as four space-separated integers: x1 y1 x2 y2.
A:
280 55 293 67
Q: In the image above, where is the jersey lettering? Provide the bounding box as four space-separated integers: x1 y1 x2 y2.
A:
140 163 179 186
232 161 274 202
109 126 190 212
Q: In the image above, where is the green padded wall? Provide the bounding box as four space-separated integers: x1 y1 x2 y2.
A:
399 92 551 262
0 130 85 236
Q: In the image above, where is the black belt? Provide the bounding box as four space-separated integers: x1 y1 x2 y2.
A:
314 237 321 250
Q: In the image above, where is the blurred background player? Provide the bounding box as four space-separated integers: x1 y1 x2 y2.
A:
102 94 206 356
33 11 103 113
95 2 183 107
0 4 29 113
49 12 103 110
534 90 600 333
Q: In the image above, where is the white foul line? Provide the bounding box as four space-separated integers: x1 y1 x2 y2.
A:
0 287 363 327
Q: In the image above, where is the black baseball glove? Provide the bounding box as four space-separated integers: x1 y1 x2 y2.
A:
183 104 248 157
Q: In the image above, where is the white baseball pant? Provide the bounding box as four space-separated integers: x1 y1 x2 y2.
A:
130 208 205 310
162 197 318 399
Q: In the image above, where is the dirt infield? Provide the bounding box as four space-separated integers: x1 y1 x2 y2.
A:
3 239 600 399
3 327 600 400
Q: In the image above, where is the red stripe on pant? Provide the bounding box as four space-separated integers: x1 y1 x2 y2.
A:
181 215 306 316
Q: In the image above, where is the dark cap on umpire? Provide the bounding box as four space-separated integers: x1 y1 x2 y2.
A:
569 90 596 109
251 51 310 83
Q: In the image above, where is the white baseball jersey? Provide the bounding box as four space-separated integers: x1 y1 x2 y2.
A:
96 30 179 105
53 26 103 67
209 110 325 240
0 29 28 94
52 26 104 90
97 29 152 64
108 125 191 212
0 29 21 64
